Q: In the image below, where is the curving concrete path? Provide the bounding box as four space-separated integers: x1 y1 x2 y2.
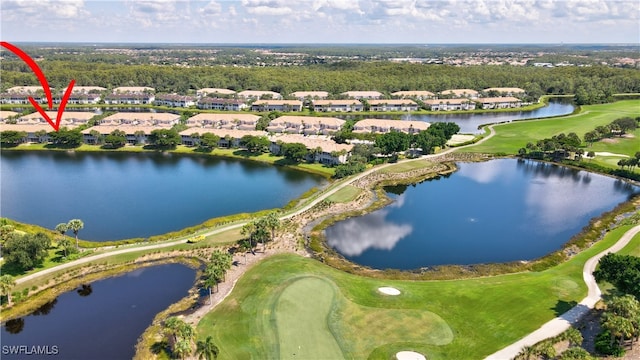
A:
485 224 640 360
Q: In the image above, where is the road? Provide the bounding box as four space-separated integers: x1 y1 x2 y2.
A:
485 225 640 360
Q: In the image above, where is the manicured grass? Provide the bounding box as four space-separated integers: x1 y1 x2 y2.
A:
462 100 640 155
377 159 435 174
326 185 362 203
616 232 640 257
197 226 629 359
274 277 344 359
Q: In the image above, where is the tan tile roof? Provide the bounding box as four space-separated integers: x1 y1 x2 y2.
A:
368 99 418 105
483 87 525 94
7 86 50 93
102 112 180 122
81 125 170 135
440 89 479 97
424 98 473 105
19 111 96 122
270 134 353 153
198 88 236 95
290 91 329 98
187 113 260 123
66 86 106 93
113 86 155 93
479 96 522 103
353 119 430 133
270 116 345 127
0 111 19 120
238 90 282 98
341 91 383 98
252 100 302 106
1 123 80 132
312 100 362 106
392 91 435 97
179 128 265 138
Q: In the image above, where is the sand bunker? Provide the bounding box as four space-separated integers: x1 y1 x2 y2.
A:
396 351 426 360
378 287 401 296
594 152 629 158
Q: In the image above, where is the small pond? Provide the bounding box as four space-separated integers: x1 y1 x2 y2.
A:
1 263 196 360
325 159 639 270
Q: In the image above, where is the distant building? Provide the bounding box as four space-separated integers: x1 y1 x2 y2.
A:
197 88 236 97
439 89 479 99
266 116 345 135
368 99 419 112
341 91 383 99
237 90 282 100
186 113 260 130
290 91 329 101
477 97 523 109
251 100 303 112
353 119 429 135
391 91 435 99
113 86 155 94
196 98 247 111
98 112 179 127
269 134 353 164
424 99 476 111
312 99 364 112
154 94 197 107
179 128 265 147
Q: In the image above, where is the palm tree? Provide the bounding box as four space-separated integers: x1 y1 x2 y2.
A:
173 339 192 360
67 219 84 250
0 275 16 306
55 223 68 241
241 222 256 255
196 336 219 360
59 238 72 258
263 211 281 244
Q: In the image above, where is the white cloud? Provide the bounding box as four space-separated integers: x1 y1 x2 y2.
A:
241 0 294 15
1 0 87 21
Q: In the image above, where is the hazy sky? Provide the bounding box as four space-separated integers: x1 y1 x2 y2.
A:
1 0 638 44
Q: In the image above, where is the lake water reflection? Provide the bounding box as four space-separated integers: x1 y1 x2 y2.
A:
0 151 325 241
1 263 196 360
325 159 638 270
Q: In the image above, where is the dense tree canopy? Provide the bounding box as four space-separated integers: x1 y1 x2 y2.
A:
594 253 640 300
3 232 51 270
148 129 181 149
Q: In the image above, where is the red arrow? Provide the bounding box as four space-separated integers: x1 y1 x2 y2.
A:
1 41 75 131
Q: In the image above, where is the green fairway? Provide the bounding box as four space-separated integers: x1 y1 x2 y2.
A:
326 185 362 203
463 100 640 154
197 224 633 359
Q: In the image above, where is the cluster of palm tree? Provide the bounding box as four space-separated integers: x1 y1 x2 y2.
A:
164 317 219 359
239 211 281 260
203 250 233 305
597 295 640 355
617 152 640 171
54 219 84 255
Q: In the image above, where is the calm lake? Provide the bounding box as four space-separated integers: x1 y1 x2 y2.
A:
1 263 196 360
407 99 575 133
0 151 325 241
325 159 639 270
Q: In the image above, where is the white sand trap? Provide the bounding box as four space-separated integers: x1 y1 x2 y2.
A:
396 351 426 360
594 152 629 158
378 287 401 296
446 134 475 145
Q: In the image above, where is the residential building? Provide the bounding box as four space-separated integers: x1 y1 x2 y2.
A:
482 87 526 97
154 94 197 108
290 91 329 101
439 89 479 99
0 93 32 105
54 93 101 104
368 99 419 112
341 91 383 99
104 93 155 105
65 86 106 94
186 113 260 130
17 111 95 126
477 97 523 109
269 134 353 165
81 125 159 145
0 123 80 143
353 119 430 135
237 90 282 100
251 100 303 112
99 112 179 127
196 88 236 97
7 86 50 94
266 116 345 135
424 99 476 111
113 86 155 94
196 98 247 111
179 128 265 147
312 99 364 112
392 91 435 99
0 111 18 122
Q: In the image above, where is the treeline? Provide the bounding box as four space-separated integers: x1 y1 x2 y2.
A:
2 61 639 102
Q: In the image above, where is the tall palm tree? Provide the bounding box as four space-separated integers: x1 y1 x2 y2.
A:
67 219 84 250
0 275 16 306
196 336 219 360
55 223 68 241
263 211 281 244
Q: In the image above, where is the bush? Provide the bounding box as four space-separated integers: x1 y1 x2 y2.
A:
594 330 625 357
